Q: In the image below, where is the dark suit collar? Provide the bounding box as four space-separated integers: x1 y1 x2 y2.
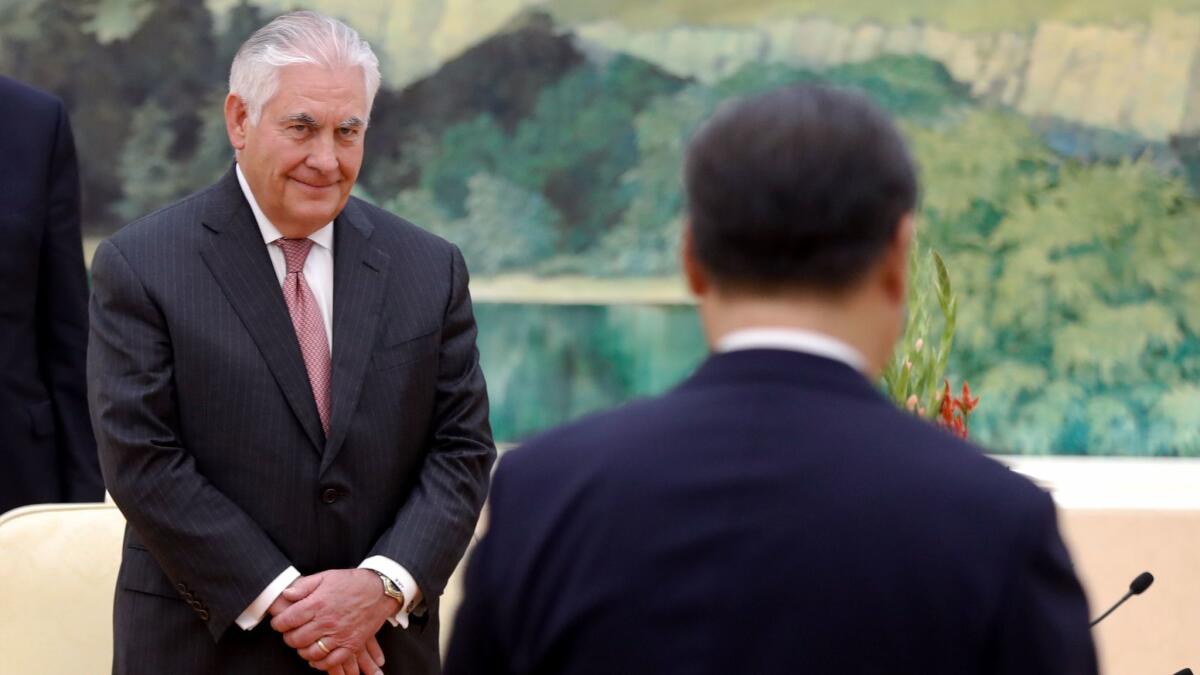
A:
196 169 390 465
321 199 388 473
195 164 251 234
196 166 326 455
681 348 887 404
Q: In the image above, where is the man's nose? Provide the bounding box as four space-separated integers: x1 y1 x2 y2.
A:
306 134 339 174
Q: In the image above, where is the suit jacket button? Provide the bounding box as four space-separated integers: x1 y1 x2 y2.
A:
198 609 210 621
175 583 187 593
321 488 339 504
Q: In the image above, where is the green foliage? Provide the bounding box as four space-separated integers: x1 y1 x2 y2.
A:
114 94 231 222
455 173 562 275
420 115 508 216
503 55 678 248
917 109 1200 455
84 0 154 43
882 248 956 417
414 55 681 265
904 111 1055 243
595 85 718 276
1052 303 1182 386
713 62 821 98
1146 386 1200 456
715 56 966 120
824 56 968 120
390 174 561 276
114 101 187 222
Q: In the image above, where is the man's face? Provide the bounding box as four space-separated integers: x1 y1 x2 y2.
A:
227 63 368 235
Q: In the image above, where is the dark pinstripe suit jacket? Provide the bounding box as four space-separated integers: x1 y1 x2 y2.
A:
87 167 495 674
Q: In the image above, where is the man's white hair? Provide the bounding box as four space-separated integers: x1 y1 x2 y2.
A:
229 10 381 125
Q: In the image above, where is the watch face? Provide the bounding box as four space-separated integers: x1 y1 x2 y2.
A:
380 574 404 600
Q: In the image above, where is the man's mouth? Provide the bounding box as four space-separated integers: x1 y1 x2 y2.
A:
291 177 337 189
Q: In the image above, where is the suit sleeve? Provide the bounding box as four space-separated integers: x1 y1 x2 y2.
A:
986 491 1098 675
88 239 293 641
443 461 510 675
365 243 496 605
37 101 102 503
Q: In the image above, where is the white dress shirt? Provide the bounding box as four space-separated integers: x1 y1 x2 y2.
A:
716 327 868 374
233 164 423 631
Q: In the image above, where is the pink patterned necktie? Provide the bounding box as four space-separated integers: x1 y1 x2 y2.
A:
274 237 331 435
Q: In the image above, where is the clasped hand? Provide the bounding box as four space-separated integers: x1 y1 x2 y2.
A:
268 568 400 674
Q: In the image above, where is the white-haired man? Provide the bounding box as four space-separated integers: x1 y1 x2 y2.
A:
88 11 494 675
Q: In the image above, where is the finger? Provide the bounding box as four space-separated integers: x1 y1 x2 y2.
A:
313 647 355 671
365 636 385 669
271 602 317 634
284 622 325 650
357 649 382 675
268 594 293 617
310 654 345 673
297 637 336 662
343 655 361 675
282 573 325 603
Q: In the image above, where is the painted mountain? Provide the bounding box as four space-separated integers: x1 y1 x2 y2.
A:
4 0 1199 453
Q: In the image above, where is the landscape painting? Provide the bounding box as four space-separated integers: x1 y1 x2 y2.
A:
4 0 1199 454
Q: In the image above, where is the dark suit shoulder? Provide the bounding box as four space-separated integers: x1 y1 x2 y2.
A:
876 402 1048 508
497 393 680 492
504 373 1048 535
105 181 226 254
348 196 456 255
0 76 63 117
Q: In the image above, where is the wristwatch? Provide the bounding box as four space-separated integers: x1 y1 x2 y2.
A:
375 571 407 610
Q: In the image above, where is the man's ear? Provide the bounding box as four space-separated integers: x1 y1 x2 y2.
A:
224 93 249 151
681 220 709 298
881 213 916 305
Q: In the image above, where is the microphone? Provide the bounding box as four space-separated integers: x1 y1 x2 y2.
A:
1090 571 1153 628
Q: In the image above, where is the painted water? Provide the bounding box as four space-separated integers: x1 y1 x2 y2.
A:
475 303 706 443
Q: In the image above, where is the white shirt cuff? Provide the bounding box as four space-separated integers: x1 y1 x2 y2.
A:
359 556 423 629
236 566 300 630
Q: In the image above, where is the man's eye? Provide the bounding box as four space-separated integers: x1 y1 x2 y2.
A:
339 127 359 138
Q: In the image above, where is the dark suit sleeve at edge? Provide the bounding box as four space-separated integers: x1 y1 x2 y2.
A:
985 490 1098 675
37 100 102 502
87 239 292 641
443 459 510 675
367 243 496 605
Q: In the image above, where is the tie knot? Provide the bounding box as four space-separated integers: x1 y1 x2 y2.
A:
275 237 314 274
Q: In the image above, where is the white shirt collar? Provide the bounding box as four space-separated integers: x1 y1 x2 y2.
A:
235 163 334 250
716 327 868 373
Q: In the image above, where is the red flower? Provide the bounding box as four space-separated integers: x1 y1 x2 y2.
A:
939 380 955 421
955 381 980 414
935 379 977 440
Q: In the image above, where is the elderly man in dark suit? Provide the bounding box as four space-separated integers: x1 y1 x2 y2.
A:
444 85 1097 674
0 76 102 515
88 11 493 675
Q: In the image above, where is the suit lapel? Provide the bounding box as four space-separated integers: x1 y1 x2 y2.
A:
321 199 389 474
197 168 326 455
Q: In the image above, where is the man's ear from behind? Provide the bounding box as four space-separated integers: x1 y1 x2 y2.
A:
681 220 710 298
224 93 250 152
879 213 916 306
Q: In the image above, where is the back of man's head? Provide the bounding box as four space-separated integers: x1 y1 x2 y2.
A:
685 84 918 296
